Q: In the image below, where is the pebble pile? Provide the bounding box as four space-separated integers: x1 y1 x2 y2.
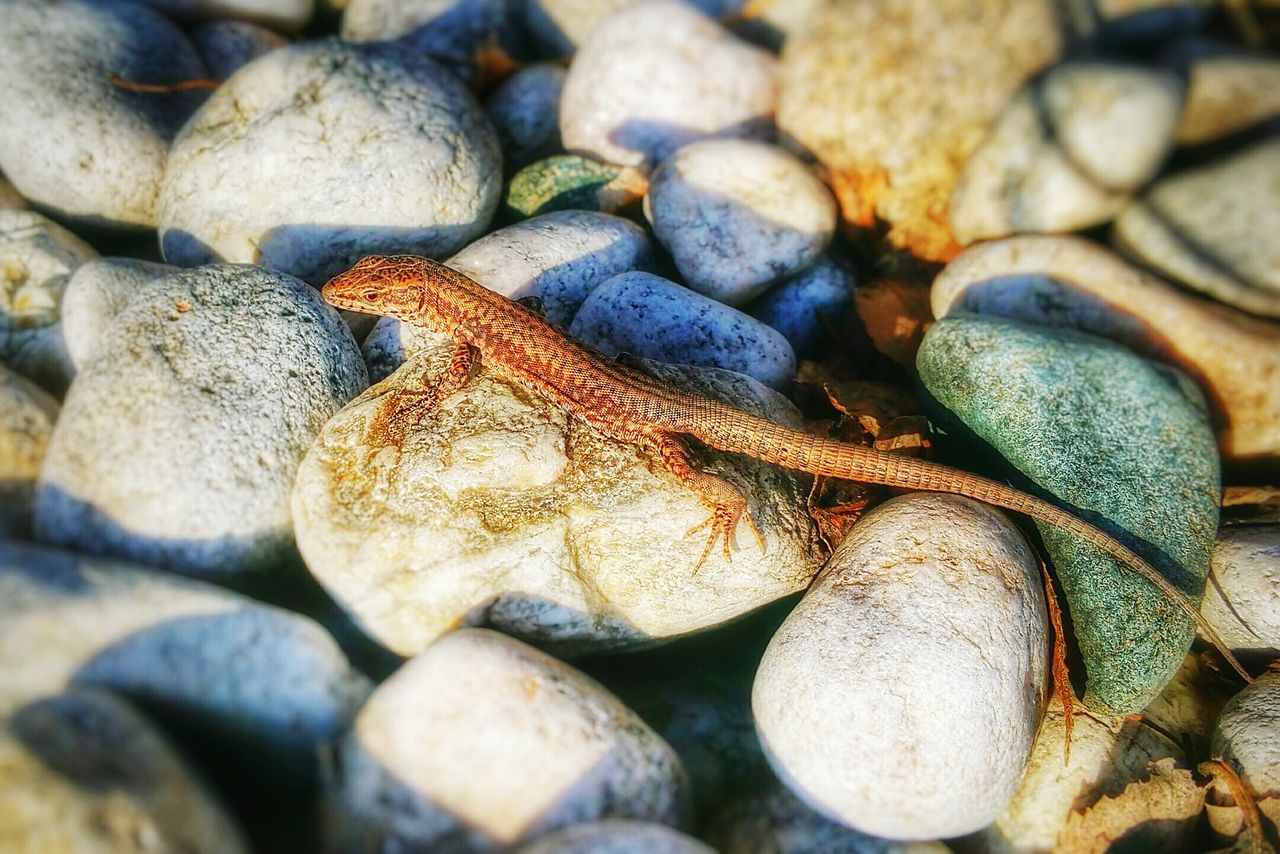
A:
0 0 1277 850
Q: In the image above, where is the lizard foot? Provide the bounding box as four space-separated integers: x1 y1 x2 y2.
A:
685 500 766 574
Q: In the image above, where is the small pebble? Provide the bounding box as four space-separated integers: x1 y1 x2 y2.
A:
645 139 836 305
1211 671 1280 828
753 494 1049 840
485 63 566 170
188 19 287 81
60 257 174 369
505 154 649 220
132 0 314 32
747 256 854 359
559 0 777 168
1174 44 1280 145
0 365 59 538
570 272 797 389
327 629 690 850
521 0 730 58
515 820 713 854
1201 525 1280 655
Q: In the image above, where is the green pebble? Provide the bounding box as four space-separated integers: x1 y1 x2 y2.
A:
916 315 1219 715
504 154 642 220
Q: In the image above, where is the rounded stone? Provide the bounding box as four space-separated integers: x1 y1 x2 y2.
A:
0 176 24 210
753 494 1049 840
485 63 566 170
34 265 367 582
569 272 797 389
778 0 1063 261
521 0 730 58
645 139 835 305
293 338 821 657
327 629 690 851
559 0 777 168
0 541 370 777
0 0 208 229
189 19 287 81
747 256 854 359
0 688 249 854
1202 526 1280 656
917 314 1220 715
60 257 175 370
951 62 1182 243
0 365 58 539
505 154 649 220
0 209 98 394
1212 672 1280 812
931 235 1280 461
1175 46 1280 146
1114 138 1280 318
130 0 313 31
157 39 502 285
515 820 713 854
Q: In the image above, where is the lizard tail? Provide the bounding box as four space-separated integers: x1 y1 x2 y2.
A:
693 413 1252 684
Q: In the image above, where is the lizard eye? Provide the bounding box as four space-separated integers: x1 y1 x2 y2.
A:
360 288 381 302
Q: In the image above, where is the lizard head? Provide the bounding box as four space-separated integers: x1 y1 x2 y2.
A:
322 255 442 325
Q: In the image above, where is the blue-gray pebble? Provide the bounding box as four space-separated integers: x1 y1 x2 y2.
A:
569 271 796 389
916 315 1220 715
485 63 565 171
748 256 854 359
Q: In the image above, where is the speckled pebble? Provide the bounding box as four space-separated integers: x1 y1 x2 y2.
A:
951 62 1182 243
748 256 854 359
1201 526 1280 656
327 629 691 851
486 63 565 170
645 139 835 305
188 19 287 80
515 820 713 854
34 265 367 582
505 154 649 220
158 39 501 285
559 0 777 168
60 257 175 370
0 365 58 538
0 209 98 394
569 271 797 389
753 494 1049 839
0 0 208 229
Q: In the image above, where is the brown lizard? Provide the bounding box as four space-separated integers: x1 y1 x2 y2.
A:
322 254 1251 683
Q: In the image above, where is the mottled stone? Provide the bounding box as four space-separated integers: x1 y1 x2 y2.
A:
932 235 1280 461
158 39 501 285
0 209 98 393
917 315 1220 714
327 629 690 850
1114 138 1280 318
0 365 58 538
293 338 821 657
1202 526 1280 655
559 0 776 168
486 64 565 170
188 19 287 81
952 63 1181 243
748 256 854 359
35 265 367 582
754 494 1049 839
505 154 649 220
60 257 174 369
570 272 796 389
1175 47 1280 145
0 1 207 229
516 820 713 853
779 0 1062 261
645 139 835 305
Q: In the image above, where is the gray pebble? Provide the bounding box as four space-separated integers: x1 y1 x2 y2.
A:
34 265 367 582
60 257 175 369
748 256 854 359
188 19 287 81
485 63 566 170
569 271 797 388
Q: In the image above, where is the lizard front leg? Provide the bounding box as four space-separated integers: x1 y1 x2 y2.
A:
369 341 478 448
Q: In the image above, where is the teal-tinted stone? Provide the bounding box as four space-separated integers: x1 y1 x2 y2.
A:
916 315 1220 715
504 154 646 220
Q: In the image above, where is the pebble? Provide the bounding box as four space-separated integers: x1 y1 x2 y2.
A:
521 0 729 58
645 140 836 305
188 19 287 81
34 265 367 582
293 338 821 657
917 314 1220 715
931 235 1280 461
132 0 313 32
327 629 690 850
559 0 777 168
0 540 370 779
1211 671 1280 827
0 209 98 394
0 175 24 209
485 64 565 170
157 39 501 285
0 365 59 538
747 256 854 359
1201 525 1280 655
0 0 208 229
505 154 649 220
1175 46 1280 145
951 62 1182 244
1 687 249 853
1114 138 1280 318
753 494 1049 840
60 257 174 369
515 820 713 854
779 0 1062 261
570 272 797 389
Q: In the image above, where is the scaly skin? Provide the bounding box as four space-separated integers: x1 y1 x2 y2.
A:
323 255 1250 682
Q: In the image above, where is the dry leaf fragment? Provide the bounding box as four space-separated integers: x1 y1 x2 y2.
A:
852 278 933 369
1056 758 1205 854
1200 758 1277 854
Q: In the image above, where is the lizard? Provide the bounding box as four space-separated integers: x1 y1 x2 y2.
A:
322 254 1252 683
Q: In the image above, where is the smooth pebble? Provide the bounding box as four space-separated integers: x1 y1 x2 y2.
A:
747 256 854 359
485 63 566 170
1201 526 1280 656
189 19 287 80
1211 672 1280 825
1175 45 1280 145
131 0 313 31
0 365 59 538
515 820 713 854
60 257 175 369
